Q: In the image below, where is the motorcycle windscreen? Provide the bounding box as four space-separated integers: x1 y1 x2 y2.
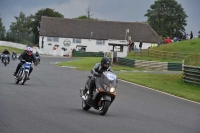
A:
97 71 117 90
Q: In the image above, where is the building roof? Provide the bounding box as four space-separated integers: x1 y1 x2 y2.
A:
40 16 160 43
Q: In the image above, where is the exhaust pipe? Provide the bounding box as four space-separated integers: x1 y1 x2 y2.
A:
81 95 87 101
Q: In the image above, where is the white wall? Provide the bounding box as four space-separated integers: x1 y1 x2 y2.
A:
134 42 152 49
0 41 27 50
39 36 128 57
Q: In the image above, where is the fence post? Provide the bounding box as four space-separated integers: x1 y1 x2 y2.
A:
182 60 184 71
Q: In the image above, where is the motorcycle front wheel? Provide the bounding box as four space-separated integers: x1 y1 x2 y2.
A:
99 101 110 116
21 71 28 85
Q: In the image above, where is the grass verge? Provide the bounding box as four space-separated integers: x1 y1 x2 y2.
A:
57 57 144 71
0 46 23 54
117 73 200 103
57 57 200 103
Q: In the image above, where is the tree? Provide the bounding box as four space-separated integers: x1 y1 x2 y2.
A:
0 15 6 40
8 12 33 43
30 8 64 44
75 7 99 20
145 0 188 38
9 12 32 33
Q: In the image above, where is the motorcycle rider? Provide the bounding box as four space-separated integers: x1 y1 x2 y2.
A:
1 48 10 63
13 47 36 80
35 51 40 62
12 51 17 59
88 57 112 100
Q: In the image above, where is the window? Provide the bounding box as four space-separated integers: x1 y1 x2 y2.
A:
73 38 81 43
47 37 53 42
119 46 123 52
47 37 59 42
53 37 59 42
96 40 105 45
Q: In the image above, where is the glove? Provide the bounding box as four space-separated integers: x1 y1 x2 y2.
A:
94 72 100 76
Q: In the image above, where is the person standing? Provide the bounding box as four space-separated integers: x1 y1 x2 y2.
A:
128 40 134 52
190 31 193 39
139 40 143 51
131 40 135 51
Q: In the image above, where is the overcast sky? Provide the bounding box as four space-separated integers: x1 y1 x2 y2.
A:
0 0 199 36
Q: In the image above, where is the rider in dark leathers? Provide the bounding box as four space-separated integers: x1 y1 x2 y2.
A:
13 47 36 80
88 57 112 100
35 51 40 62
1 49 10 63
12 51 17 59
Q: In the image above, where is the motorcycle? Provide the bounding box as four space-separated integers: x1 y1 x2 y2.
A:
12 54 17 60
15 61 32 85
35 56 40 66
2 54 9 66
80 71 117 116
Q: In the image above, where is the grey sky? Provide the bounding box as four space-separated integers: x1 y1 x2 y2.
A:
0 0 199 36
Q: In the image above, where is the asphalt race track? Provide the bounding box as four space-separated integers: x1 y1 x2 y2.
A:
0 56 200 133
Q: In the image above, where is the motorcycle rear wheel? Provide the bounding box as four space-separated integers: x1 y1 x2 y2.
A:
82 100 91 111
15 78 19 84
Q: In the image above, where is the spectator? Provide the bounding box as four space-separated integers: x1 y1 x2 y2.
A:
139 40 143 51
165 37 171 44
183 32 186 40
128 40 134 52
198 31 200 38
174 37 179 42
190 31 193 39
131 40 135 51
186 34 190 40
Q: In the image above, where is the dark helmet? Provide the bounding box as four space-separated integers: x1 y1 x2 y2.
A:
36 51 38 54
101 57 110 69
5 48 8 51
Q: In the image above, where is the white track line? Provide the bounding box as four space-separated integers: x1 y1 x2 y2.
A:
119 79 200 105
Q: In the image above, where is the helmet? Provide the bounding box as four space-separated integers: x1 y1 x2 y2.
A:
36 51 38 54
26 47 33 55
5 48 8 51
101 57 110 70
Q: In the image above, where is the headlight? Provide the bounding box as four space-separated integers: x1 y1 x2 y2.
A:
110 87 116 93
103 84 109 91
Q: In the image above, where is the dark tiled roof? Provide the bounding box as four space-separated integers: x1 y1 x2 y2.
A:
40 16 160 43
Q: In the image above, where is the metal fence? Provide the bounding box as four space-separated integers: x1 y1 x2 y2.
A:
72 51 104 57
133 49 192 60
118 57 183 71
182 66 200 85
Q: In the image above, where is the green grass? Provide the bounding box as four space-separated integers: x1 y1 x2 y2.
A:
127 38 200 65
57 57 143 71
57 57 200 103
0 46 24 54
154 38 200 53
117 73 200 103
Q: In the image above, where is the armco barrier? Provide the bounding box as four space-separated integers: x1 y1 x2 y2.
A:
117 57 182 71
182 66 200 85
118 57 135 67
72 51 104 57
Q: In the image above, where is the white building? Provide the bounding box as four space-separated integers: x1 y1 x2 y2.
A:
39 17 160 57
